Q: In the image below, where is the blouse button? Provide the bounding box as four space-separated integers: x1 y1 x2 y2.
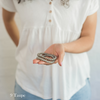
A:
49 19 52 22
49 10 52 13
49 2 52 5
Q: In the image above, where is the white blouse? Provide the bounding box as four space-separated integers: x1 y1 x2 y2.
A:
0 0 99 100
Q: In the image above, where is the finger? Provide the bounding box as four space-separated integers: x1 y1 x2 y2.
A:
53 59 58 64
58 52 64 66
55 59 58 63
38 60 50 65
38 61 51 65
38 61 45 64
33 59 41 64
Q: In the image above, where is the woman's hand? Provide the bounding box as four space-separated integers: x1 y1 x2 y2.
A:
33 43 65 66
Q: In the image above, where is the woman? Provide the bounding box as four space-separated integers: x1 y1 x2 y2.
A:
0 0 99 100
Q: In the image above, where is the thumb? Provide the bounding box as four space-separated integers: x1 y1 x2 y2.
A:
58 52 64 66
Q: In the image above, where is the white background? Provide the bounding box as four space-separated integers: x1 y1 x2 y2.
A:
0 3 100 100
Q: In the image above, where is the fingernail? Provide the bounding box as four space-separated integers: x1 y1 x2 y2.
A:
61 62 62 66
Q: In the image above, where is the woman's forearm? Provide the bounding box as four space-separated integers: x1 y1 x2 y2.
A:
3 19 19 47
62 35 94 53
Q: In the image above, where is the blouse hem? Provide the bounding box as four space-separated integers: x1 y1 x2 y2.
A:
15 74 90 100
15 75 52 99
68 76 90 100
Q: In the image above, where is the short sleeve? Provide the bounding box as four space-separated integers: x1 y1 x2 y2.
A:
87 0 99 16
0 0 17 12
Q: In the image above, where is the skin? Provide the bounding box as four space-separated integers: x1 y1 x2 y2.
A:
2 8 97 67
2 8 19 47
34 12 97 66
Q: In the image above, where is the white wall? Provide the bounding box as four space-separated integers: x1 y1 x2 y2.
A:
0 4 100 100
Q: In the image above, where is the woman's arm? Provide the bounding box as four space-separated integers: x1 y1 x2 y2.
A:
62 12 97 53
2 8 19 47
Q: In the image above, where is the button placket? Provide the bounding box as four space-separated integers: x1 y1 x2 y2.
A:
46 0 53 25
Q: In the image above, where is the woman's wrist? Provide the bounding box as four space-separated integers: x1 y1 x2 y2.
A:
61 43 68 53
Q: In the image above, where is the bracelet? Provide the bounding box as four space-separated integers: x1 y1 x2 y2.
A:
36 53 57 64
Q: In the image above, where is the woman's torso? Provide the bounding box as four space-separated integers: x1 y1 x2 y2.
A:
13 0 96 100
